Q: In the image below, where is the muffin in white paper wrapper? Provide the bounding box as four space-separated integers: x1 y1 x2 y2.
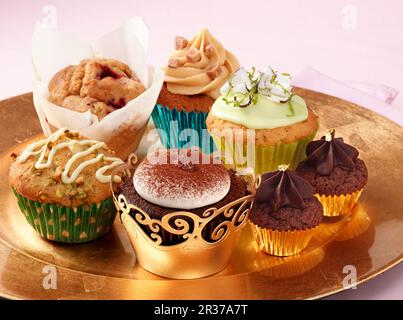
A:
32 17 164 159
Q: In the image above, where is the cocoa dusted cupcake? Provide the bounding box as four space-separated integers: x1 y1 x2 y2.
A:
296 129 368 216
152 29 240 153
249 165 323 256
118 148 248 244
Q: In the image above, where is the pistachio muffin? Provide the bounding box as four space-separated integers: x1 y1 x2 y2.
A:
296 129 368 216
48 58 145 120
207 67 319 174
152 29 240 153
9 128 124 243
249 165 323 256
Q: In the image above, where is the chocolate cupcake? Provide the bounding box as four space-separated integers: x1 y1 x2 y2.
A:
9 128 124 243
296 129 368 216
113 148 254 279
249 165 323 256
119 149 247 244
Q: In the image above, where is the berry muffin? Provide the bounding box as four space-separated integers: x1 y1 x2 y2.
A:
9 128 124 243
48 58 145 120
152 29 240 153
207 67 319 174
249 165 323 256
296 129 368 216
47 58 147 160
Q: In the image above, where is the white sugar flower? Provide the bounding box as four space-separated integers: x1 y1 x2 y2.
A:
232 68 250 88
258 66 292 102
219 68 255 96
220 81 232 96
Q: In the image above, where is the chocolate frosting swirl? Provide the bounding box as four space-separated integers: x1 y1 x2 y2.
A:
304 130 359 176
255 167 314 211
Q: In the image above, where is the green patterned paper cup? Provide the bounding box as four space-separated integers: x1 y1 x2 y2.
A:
13 189 116 243
151 104 216 154
210 132 316 175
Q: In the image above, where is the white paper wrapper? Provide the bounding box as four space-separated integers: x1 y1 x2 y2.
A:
32 17 164 158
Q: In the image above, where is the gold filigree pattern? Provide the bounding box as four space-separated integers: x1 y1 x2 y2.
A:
111 153 256 248
110 153 257 279
117 193 253 247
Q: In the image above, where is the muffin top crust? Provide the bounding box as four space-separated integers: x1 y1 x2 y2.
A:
48 58 145 120
9 128 124 207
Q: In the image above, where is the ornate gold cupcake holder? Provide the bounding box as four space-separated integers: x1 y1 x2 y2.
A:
111 155 258 279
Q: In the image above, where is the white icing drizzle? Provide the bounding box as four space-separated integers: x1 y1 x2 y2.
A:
18 128 123 184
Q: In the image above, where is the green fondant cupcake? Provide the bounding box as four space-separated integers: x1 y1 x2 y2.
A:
206 67 319 174
9 128 124 243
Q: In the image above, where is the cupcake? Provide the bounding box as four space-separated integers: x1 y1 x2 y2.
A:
114 148 254 279
9 128 124 243
47 58 146 159
296 129 368 216
152 29 240 153
249 165 323 256
206 67 319 174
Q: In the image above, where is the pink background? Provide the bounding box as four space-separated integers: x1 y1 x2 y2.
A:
1 0 403 299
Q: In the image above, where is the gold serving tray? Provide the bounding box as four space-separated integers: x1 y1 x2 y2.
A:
0 88 402 300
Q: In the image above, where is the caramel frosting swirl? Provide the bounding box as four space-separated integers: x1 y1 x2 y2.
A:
164 29 240 99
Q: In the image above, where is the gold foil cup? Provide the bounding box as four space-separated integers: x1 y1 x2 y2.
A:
315 189 363 217
249 221 316 257
111 155 257 279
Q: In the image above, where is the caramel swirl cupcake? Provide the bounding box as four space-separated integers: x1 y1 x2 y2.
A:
9 128 124 243
249 165 323 256
152 29 240 153
296 129 368 216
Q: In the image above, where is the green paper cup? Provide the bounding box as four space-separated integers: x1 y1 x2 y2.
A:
151 104 216 153
13 189 116 243
210 132 316 174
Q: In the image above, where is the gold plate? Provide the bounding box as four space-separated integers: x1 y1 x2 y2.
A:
0 89 402 300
